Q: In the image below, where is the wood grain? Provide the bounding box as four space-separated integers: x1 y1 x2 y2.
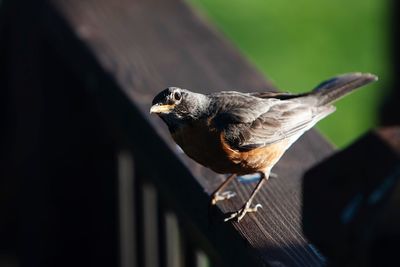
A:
46 0 335 266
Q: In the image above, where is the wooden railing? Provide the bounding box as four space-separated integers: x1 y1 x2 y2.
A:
1 0 342 266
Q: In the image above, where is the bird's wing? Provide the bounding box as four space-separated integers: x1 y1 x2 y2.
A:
250 91 308 100
212 97 334 151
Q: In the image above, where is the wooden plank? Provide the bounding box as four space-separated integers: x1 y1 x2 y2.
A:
45 0 335 266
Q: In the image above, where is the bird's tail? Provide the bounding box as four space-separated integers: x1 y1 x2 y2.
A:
311 73 378 106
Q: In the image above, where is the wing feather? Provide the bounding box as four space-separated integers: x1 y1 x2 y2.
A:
211 94 334 151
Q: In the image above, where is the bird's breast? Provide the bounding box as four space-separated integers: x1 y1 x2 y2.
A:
171 119 227 172
170 119 288 175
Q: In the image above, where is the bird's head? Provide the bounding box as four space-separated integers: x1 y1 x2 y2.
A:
150 87 210 129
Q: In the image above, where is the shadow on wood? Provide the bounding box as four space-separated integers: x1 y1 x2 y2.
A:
303 127 400 267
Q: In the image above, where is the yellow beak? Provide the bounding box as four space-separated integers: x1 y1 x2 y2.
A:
150 104 175 114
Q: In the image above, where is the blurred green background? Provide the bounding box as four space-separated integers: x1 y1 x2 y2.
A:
189 0 390 147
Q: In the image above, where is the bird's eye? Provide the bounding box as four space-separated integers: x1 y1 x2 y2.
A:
173 91 182 101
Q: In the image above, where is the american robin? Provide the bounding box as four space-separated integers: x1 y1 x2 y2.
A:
150 73 377 222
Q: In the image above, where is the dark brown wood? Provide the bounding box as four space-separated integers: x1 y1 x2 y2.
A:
1 1 120 266
303 127 400 266
41 0 335 266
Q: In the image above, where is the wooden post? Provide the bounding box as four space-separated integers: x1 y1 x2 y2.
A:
303 127 400 266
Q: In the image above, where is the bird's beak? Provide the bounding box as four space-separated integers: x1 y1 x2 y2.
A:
150 104 175 114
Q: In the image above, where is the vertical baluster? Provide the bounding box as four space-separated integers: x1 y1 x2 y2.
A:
165 212 183 267
142 183 159 267
117 150 136 267
196 250 210 267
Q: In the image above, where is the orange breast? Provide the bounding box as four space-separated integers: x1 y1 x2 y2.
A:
171 120 289 175
220 135 289 175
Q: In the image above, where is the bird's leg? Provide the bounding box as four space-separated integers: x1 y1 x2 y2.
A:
224 171 269 222
211 174 237 205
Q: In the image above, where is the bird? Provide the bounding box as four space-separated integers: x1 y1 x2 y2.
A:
150 73 378 222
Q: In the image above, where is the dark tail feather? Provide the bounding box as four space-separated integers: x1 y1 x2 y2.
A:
312 73 378 106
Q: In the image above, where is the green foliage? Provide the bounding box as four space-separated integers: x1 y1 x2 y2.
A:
189 0 390 147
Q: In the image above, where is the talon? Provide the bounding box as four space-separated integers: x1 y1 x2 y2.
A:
221 191 236 199
224 212 238 222
270 172 278 178
249 203 263 212
224 203 262 222
211 191 236 205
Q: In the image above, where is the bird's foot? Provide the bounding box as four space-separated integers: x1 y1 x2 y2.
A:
211 191 236 205
224 203 262 222
270 172 278 178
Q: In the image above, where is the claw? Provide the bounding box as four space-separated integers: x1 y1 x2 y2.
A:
211 191 236 205
270 172 278 178
224 203 263 222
